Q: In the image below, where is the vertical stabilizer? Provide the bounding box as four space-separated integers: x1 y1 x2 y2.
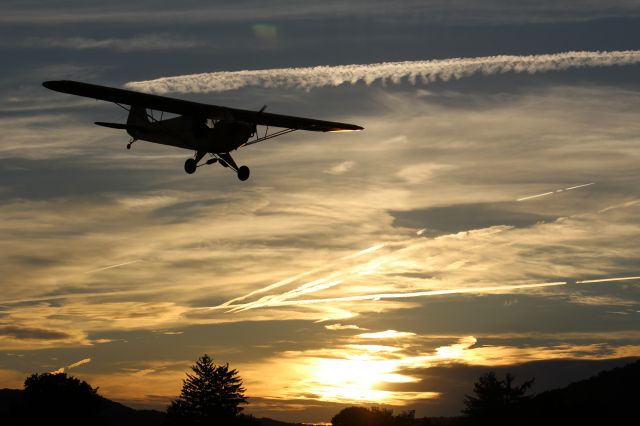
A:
126 106 149 139
127 105 149 127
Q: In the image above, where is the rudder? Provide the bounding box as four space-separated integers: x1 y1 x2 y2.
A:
127 105 149 127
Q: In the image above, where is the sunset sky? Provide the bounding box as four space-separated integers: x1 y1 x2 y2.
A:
1 1 640 423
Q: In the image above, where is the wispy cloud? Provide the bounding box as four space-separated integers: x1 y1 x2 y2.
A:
2 1 640 25
357 330 416 339
14 34 201 52
2 85 640 360
325 324 364 331
126 50 640 94
324 161 354 175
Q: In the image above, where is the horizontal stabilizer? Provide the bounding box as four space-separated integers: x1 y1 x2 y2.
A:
95 121 128 130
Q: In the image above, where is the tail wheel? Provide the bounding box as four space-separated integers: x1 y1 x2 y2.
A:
184 158 197 174
237 166 250 181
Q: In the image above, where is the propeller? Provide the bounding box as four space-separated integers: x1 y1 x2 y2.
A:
252 105 267 136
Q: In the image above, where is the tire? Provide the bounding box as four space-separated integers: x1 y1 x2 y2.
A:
184 158 197 174
237 165 250 181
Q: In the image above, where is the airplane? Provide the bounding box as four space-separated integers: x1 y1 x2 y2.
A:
42 80 363 181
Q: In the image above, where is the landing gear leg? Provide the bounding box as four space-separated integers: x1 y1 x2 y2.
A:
218 153 251 181
126 138 137 150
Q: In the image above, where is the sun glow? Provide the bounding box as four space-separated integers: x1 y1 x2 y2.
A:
310 355 419 402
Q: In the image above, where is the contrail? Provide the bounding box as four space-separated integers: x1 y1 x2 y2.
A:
85 259 142 274
220 274 640 312
516 191 555 202
218 243 389 309
126 50 640 94
67 357 92 369
228 278 344 312
577 276 640 284
50 357 91 374
517 182 595 202
224 281 569 311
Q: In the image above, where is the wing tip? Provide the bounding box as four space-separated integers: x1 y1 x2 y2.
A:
42 80 76 93
330 125 364 132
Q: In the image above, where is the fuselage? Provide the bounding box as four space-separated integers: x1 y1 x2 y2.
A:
127 115 255 154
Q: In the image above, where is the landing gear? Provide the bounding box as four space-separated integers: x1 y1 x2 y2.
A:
184 158 197 174
183 152 250 181
126 138 137 150
237 165 250 181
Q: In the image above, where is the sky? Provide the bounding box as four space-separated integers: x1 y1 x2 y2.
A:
1 0 640 423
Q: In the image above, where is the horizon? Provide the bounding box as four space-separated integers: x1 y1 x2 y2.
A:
1 1 640 423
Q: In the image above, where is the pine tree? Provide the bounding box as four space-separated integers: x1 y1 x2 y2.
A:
463 371 534 425
168 354 248 425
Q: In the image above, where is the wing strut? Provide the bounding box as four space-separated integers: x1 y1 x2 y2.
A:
241 128 297 148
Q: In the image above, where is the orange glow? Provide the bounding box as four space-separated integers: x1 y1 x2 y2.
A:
308 355 435 403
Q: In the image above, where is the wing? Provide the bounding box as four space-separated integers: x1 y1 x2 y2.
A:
230 109 363 132
43 80 363 132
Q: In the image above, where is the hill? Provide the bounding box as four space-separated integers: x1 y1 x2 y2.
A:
519 359 640 425
0 388 303 426
0 388 167 425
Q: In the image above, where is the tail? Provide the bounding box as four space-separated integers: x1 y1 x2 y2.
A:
127 106 149 127
125 106 149 138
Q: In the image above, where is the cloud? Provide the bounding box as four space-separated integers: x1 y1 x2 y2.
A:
15 34 201 52
0 325 71 340
325 161 354 175
357 330 416 339
0 325 92 351
2 81 640 410
2 1 639 25
126 50 640 94
325 324 363 331
236 332 640 415
396 163 453 184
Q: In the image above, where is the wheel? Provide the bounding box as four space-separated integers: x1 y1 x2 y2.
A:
237 165 250 181
184 158 197 174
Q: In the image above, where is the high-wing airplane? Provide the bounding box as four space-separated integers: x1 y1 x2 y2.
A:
42 80 363 181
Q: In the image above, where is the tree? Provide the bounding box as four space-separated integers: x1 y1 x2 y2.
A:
462 371 534 424
167 354 248 425
331 406 395 426
21 372 104 425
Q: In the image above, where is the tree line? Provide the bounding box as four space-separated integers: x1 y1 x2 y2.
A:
2 354 255 426
3 355 638 425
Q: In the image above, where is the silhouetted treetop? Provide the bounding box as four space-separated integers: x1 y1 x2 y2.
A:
331 406 402 426
462 371 533 424
167 354 248 425
22 372 104 425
